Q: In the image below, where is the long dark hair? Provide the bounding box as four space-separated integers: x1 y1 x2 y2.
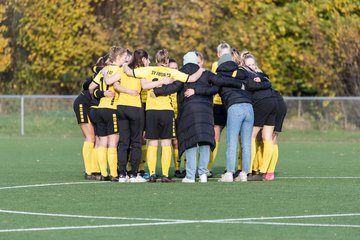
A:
128 49 149 69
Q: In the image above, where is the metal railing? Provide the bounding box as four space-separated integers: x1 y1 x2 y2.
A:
1 95 360 136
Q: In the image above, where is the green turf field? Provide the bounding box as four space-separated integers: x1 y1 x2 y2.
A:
0 130 359 240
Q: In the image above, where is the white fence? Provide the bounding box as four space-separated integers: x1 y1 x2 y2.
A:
0 95 360 136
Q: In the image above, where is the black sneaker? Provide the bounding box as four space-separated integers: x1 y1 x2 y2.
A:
109 175 119 182
99 175 110 181
161 176 175 183
247 173 264 181
207 171 213 178
148 175 157 183
174 170 186 178
234 170 242 178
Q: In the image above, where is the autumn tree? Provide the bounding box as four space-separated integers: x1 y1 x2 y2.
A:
0 3 11 73
13 0 108 94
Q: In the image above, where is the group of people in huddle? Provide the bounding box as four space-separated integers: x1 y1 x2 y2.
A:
73 41 287 183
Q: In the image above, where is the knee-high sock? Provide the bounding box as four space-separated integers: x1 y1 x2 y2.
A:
208 141 219 171
82 142 94 175
250 138 256 172
173 148 180 171
161 146 172 177
147 146 157 176
107 148 118 177
260 140 274 173
97 147 108 177
267 144 279 173
91 147 100 173
237 142 242 171
138 144 147 172
253 140 263 171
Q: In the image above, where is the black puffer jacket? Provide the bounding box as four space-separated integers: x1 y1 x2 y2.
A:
209 61 272 110
153 63 218 156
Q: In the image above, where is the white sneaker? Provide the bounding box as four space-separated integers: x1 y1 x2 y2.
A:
129 175 147 183
234 171 248 182
182 177 195 183
199 174 207 183
118 175 128 183
218 172 233 182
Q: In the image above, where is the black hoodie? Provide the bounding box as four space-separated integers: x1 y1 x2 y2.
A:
209 61 272 110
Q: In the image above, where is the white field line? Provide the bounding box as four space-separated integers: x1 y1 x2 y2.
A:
0 221 194 233
0 209 186 222
235 221 360 228
1 209 360 224
1 218 360 233
204 213 360 223
0 181 106 190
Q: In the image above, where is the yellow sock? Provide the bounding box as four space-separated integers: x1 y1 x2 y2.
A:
237 143 242 171
208 141 219 170
91 147 100 173
173 148 180 171
249 138 257 172
253 140 263 171
161 146 172 177
147 146 157 176
107 148 118 177
260 140 274 173
138 144 147 172
97 147 108 177
268 144 279 173
82 141 94 175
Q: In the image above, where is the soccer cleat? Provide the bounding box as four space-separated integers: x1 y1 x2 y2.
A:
218 172 233 182
199 174 207 183
174 170 186 178
182 177 195 183
161 176 175 183
207 171 213 178
234 171 248 182
92 172 102 181
109 175 119 182
84 173 93 180
99 175 110 181
247 173 264 181
264 172 275 181
148 175 157 183
129 175 147 183
118 174 128 183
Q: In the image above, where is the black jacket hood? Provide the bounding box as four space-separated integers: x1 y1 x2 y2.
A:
180 63 200 75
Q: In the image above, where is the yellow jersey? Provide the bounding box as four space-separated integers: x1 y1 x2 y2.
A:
118 67 142 108
211 61 223 105
93 65 120 110
171 93 178 118
134 66 189 110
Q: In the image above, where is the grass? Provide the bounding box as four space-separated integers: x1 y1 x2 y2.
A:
0 130 359 240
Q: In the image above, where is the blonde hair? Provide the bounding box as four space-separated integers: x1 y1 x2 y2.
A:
108 46 127 63
155 49 169 65
239 50 262 72
231 48 242 66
